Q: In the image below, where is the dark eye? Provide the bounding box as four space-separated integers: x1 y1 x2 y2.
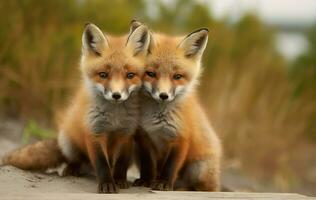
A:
99 72 108 79
146 71 156 78
173 74 183 80
127 72 135 79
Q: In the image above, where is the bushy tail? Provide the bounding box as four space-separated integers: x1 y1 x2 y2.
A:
1 139 65 170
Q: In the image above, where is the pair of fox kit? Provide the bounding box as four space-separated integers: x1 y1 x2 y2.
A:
3 21 221 193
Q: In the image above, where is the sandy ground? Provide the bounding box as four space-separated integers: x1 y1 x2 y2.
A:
0 165 149 194
0 166 310 200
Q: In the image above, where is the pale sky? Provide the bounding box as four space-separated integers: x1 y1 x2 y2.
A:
208 0 316 25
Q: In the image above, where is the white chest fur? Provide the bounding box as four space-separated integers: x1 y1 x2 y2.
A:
87 93 139 135
139 93 181 142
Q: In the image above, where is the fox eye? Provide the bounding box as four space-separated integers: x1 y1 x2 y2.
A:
127 72 135 79
173 74 183 80
146 71 156 78
99 72 108 79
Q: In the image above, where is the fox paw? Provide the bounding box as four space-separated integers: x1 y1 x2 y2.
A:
98 182 119 193
133 178 153 187
152 180 173 191
116 179 130 189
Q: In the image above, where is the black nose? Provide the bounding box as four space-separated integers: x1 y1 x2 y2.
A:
112 92 121 100
159 93 169 100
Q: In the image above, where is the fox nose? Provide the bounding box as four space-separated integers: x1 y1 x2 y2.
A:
112 92 121 100
159 93 169 100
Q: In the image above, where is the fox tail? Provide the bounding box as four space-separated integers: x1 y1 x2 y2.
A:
1 139 65 170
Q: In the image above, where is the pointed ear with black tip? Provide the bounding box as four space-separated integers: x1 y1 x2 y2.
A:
82 23 109 56
126 24 150 56
178 28 209 60
129 19 143 35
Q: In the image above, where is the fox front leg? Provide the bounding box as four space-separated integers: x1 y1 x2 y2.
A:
133 132 157 187
152 144 188 191
86 140 118 193
113 139 133 189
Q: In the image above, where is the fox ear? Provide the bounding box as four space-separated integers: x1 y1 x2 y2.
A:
129 20 143 35
130 20 155 54
82 23 109 56
178 28 209 59
126 24 150 56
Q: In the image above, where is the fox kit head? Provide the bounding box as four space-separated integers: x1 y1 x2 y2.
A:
80 23 150 103
142 28 209 103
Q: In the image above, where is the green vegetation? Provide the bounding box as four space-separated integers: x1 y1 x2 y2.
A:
22 119 54 144
0 0 315 193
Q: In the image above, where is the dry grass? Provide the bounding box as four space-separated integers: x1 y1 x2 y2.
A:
200 46 316 191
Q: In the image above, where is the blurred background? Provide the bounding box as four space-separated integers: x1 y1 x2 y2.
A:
0 0 315 196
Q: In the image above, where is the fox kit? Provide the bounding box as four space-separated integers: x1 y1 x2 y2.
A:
56 23 150 193
2 23 150 193
134 25 222 191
